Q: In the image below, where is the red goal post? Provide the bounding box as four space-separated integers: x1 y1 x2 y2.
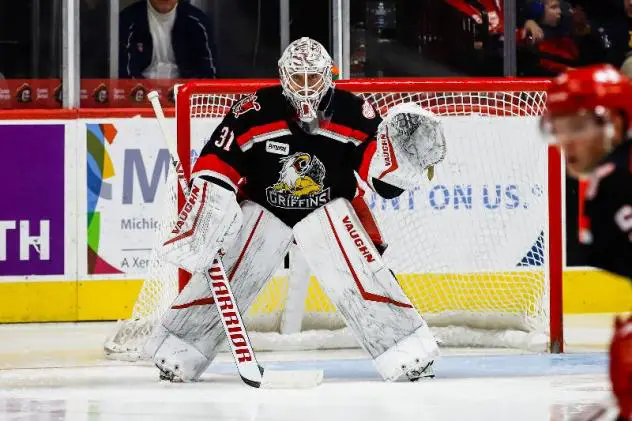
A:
174 78 563 353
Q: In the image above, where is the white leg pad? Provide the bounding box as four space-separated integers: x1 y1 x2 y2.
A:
374 324 440 381
145 200 293 381
160 178 242 274
293 198 440 381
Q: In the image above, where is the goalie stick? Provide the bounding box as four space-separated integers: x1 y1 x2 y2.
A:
147 91 323 388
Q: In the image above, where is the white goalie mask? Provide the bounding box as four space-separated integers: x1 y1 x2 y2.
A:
278 37 334 122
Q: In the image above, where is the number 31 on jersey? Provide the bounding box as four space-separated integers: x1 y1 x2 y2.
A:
215 127 235 151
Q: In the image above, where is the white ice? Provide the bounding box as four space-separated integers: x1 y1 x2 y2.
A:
0 314 618 421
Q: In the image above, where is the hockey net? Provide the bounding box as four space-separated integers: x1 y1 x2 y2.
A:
104 78 562 360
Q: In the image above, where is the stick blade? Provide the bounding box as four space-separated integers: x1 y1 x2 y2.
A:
260 369 324 389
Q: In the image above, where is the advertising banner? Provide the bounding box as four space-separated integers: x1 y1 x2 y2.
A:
0 80 63 110
86 120 183 275
0 125 65 276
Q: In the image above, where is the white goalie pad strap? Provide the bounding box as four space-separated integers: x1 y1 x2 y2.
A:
293 198 439 376
368 103 447 190
145 201 293 381
160 178 242 273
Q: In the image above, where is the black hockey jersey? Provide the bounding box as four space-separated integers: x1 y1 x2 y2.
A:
192 85 391 227
581 138 632 280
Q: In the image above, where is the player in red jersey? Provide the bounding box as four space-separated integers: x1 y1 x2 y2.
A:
543 64 632 421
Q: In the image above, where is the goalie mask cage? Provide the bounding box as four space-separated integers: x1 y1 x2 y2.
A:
104 78 563 360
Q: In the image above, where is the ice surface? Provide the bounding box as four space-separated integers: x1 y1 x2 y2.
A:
0 316 616 421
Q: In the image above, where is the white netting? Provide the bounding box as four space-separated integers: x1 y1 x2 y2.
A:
105 82 552 360
103 166 181 360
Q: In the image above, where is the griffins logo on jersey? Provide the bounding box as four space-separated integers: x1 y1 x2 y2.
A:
266 152 330 209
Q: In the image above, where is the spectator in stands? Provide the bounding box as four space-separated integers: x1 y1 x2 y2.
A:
570 0 632 67
119 0 217 79
598 0 632 66
518 0 579 76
